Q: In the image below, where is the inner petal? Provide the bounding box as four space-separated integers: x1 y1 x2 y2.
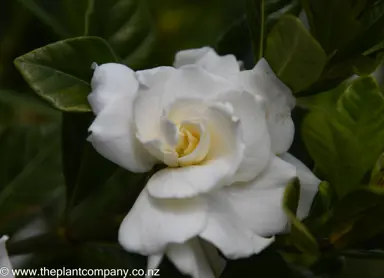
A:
177 121 210 167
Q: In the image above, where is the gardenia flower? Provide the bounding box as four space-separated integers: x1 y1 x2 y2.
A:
0 235 14 278
88 47 320 278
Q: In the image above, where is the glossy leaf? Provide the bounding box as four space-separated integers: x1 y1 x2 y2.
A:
265 15 327 93
68 168 151 241
62 113 117 211
302 77 384 196
14 36 118 112
370 153 384 187
301 0 360 55
20 0 158 69
305 181 335 232
245 0 265 61
324 188 384 249
283 178 319 255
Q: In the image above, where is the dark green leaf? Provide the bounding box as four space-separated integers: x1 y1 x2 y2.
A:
301 0 360 55
0 91 65 234
222 251 298 278
370 153 384 187
62 113 117 211
14 36 118 112
77 242 146 270
324 188 384 249
283 178 319 255
340 0 384 59
265 15 327 93
337 256 384 278
245 0 266 61
302 77 384 196
305 181 335 232
68 168 150 241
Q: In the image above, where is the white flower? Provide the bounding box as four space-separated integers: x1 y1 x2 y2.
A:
88 47 320 278
0 236 14 278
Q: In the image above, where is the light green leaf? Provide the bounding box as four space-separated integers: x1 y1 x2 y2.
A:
283 178 319 255
14 37 118 112
265 15 327 93
302 77 384 196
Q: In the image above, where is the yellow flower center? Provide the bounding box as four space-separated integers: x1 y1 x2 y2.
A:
175 124 200 157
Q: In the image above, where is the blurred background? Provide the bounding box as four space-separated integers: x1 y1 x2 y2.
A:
2 0 384 277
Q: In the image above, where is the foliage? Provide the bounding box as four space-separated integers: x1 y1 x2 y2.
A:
1 0 384 277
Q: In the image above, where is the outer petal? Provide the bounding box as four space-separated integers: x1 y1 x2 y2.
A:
134 67 176 142
237 58 295 154
215 90 271 182
166 239 215 278
0 236 13 278
222 156 296 237
147 103 244 199
200 193 274 259
174 47 240 79
89 63 138 115
146 254 163 278
118 189 207 255
199 240 226 277
88 95 156 172
280 153 320 219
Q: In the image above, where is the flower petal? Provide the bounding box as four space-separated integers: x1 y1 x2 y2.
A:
280 153 320 219
174 47 240 79
147 103 244 199
222 156 296 237
89 63 138 115
0 236 13 278
146 254 163 278
199 240 226 277
199 193 274 259
166 239 215 278
88 95 155 172
118 189 207 255
237 58 295 154
134 67 176 142
215 90 271 182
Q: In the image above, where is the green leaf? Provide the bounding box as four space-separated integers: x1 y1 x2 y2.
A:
301 0 360 55
221 251 298 278
0 92 65 234
302 77 384 196
16 0 70 38
324 188 384 249
265 15 327 93
87 0 157 68
78 242 146 270
341 0 384 58
283 178 319 255
14 36 118 112
68 168 150 241
62 113 117 211
21 0 158 69
305 181 335 232
245 0 266 61
370 153 384 187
